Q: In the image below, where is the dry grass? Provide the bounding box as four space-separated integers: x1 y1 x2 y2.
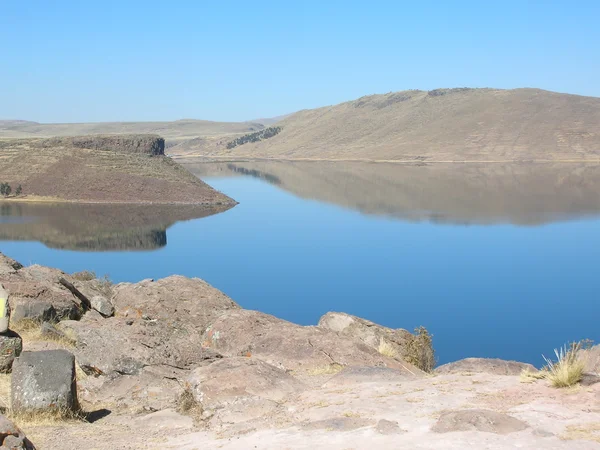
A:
8 407 83 426
378 338 398 358
10 319 76 348
307 363 344 376
176 383 204 424
543 342 586 388
520 368 548 383
561 422 600 443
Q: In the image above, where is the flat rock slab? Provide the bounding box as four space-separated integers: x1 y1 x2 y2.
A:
11 349 78 414
435 358 536 376
302 417 374 431
188 357 307 406
323 366 417 387
432 409 528 434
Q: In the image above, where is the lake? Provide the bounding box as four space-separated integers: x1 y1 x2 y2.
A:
1 161 600 366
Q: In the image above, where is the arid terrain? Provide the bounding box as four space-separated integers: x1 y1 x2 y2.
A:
173 88 600 162
0 136 234 204
0 253 599 449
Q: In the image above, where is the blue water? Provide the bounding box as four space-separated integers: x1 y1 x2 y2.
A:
1 174 599 366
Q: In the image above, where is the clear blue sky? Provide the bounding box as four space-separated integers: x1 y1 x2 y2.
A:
1 0 599 123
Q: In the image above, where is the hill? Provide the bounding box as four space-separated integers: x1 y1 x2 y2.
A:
0 135 235 204
174 88 600 162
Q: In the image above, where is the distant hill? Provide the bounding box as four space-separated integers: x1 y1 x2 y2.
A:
0 135 235 205
175 88 600 162
0 119 267 143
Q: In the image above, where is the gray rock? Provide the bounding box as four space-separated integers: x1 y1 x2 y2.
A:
376 419 403 435
323 366 417 387
90 295 114 318
39 322 71 343
0 253 23 276
0 413 35 449
10 302 56 325
432 409 528 434
303 417 373 431
435 358 536 376
0 332 22 373
11 350 79 414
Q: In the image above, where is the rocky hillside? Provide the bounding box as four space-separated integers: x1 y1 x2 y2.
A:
0 253 599 449
0 135 235 204
174 88 600 162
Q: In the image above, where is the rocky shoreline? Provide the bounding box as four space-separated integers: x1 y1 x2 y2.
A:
0 252 599 449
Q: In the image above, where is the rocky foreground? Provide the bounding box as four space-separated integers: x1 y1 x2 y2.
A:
0 252 599 449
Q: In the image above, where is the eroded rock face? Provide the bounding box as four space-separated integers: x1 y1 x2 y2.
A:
432 409 528 434
0 414 35 449
202 309 422 375
323 366 419 388
11 350 79 414
435 358 536 376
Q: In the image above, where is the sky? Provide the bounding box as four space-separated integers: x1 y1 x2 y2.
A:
1 0 599 123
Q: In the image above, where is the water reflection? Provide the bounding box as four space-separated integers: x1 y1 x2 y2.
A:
185 161 600 225
0 202 231 251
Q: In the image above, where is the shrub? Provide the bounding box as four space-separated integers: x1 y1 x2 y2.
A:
542 341 587 388
226 126 282 149
378 338 398 358
15 185 22 196
404 326 436 373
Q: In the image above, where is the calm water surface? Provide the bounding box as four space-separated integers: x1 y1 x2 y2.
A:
1 162 599 365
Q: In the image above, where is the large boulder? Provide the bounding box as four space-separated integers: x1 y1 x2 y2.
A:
0 331 23 373
202 310 423 375
318 312 435 372
435 358 536 376
59 276 240 375
11 350 79 415
0 414 35 449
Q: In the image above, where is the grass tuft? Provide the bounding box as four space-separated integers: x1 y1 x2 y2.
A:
176 383 204 424
378 338 398 358
520 368 548 383
542 342 586 388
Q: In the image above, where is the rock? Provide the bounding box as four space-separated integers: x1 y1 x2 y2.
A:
432 409 528 434
435 358 536 376
58 276 239 376
318 312 434 372
323 366 417 388
0 414 35 449
10 302 56 325
39 322 65 341
4 282 81 323
0 331 22 373
11 350 79 414
202 309 423 375
0 253 23 276
188 357 307 406
90 295 114 318
376 419 403 435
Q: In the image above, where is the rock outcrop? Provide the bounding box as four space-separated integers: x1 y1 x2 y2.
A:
0 331 22 373
37 134 165 156
432 409 528 434
435 358 537 376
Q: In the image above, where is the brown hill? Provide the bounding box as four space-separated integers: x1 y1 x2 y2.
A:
175 88 600 162
0 135 234 204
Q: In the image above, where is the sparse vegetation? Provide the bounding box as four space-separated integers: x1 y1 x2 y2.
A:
378 338 398 358
404 326 435 373
176 383 204 423
0 182 12 197
542 341 588 388
226 126 282 149
519 368 548 383
307 363 344 376
72 270 97 281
